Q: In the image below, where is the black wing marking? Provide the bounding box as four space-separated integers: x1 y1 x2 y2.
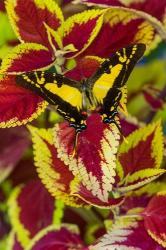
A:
88 43 146 89
16 71 87 131
87 44 146 124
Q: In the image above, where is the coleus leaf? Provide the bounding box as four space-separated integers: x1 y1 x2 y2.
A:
0 43 53 74
91 215 164 250
78 0 166 23
0 126 30 183
29 115 123 208
53 114 121 205
118 121 163 175
120 181 166 215
116 121 165 192
25 225 87 250
8 180 56 248
116 168 166 193
120 114 143 137
10 158 37 186
0 76 47 128
65 56 103 81
7 232 23 250
143 192 166 248
60 9 106 58
29 126 86 208
80 6 166 57
6 0 64 50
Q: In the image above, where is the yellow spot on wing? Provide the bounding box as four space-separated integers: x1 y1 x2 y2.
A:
92 64 123 104
45 83 82 109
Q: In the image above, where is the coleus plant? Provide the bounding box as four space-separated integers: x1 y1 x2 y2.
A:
0 0 166 127
0 0 165 249
6 120 166 249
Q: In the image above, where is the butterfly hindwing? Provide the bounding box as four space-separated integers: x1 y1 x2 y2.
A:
16 71 87 130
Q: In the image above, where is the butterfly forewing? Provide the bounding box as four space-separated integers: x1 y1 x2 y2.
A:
16 71 86 128
89 43 146 106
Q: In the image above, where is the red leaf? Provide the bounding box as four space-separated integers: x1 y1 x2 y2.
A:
120 132 155 175
74 184 124 208
120 115 142 137
83 19 145 58
54 114 120 203
12 234 24 250
27 226 86 250
65 57 101 81
82 0 166 23
62 10 105 58
30 126 87 207
14 180 55 238
10 159 37 186
143 193 166 248
130 0 166 22
0 44 53 73
0 126 30 182
0 76 46 127
118 122 163 177
6 0 63 50
92 220 164 250
78 0 122 6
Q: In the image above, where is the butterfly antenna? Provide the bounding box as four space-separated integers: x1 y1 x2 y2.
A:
72 131 79 157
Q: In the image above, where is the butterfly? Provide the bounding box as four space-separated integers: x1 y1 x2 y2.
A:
16 43 146 134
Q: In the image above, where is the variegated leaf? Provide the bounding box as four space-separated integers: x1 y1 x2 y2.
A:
7 232 23 250
0 43 53 74
81 7 166 57
53 114 120 204
91 213 163 249
117 168 166 193
8 180 56 248
120 114 143 137
60 9 106 58
25 225 86 250
143 192 166 248
71 182 124 208
6 0 64 50
30 124 122 208
77 0 166 24
0 76 46 128
29 126 86 207
117 121 163 182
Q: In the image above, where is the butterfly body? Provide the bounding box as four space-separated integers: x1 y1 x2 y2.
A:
16 44 146 133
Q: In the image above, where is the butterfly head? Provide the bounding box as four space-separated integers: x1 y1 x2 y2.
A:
69 115 87 134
